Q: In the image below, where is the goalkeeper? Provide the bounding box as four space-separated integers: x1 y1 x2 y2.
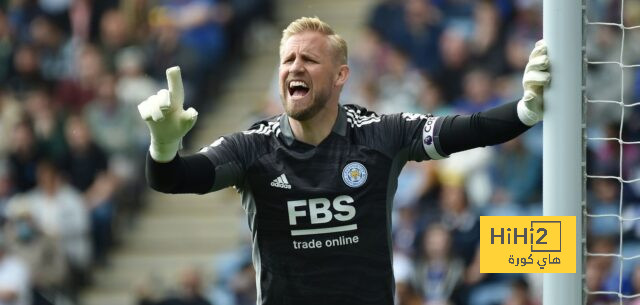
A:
139 17 550 305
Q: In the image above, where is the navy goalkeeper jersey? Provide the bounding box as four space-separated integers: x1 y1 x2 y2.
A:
197 104 447 305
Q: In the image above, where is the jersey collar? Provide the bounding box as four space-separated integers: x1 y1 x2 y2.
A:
279 105 348 146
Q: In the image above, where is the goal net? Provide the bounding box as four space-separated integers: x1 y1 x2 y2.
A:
584 0 640 304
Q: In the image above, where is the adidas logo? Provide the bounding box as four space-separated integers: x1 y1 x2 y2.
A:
270 174 291 189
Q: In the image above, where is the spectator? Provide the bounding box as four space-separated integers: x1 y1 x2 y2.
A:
55 44 105 113
376 46 424 114
8 121 41 193
23 86 67 161
327 29 383 110
626 265 640 305
61 116 109 192
37 0 71 31
417 76 453 116
159 0 229 65
395 281 423 305
393 250 414 287
0 232 31 305
62 115 118 265
439 183 480 266
585 252 613 305
119 0 154 42
0 87 24 159
498 35 533 102
0 9 13 83
0 161 11 224
145 9 199 106
7 44 46 100
84 73 140 172
6 0 41 43
586 237 618 304
68 0 119 43
4 204 68 305
490 136 542 206
208 247 253 305
510 0 542 44
437 27 469 102
501 278 539 305
591 123 640 181
454 68 502 114
69 0 92 42
469 0 507 75
440 0 475 23
229 262 256 305
394 251 424 305
29 15 74 82
115 46 160 107
367 0 405 47
135 275 164 305
587 178 620 238
8 159 91 285
99 9 133 71
156 0 231 104
392 202 421 257
158 266 212 305
412 223 464 304
395 0 443 74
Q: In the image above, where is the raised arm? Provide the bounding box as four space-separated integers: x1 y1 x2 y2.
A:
138 66 199 162
139 67 251 194
139 67 213 194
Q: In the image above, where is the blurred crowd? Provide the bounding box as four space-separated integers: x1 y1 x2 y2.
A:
0 0 272 304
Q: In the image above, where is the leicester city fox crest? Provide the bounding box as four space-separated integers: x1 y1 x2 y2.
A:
342 162 368 188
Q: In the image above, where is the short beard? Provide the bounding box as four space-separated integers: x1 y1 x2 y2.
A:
282 90 330 121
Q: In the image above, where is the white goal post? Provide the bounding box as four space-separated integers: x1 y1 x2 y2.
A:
542 0 585 304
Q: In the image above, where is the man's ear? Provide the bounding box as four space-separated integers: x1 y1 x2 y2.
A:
335 65 350 87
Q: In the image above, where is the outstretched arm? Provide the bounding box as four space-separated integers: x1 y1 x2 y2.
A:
438 101 528 156
436 40 550 156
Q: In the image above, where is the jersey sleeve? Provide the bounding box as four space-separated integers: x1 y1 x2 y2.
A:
380 112 448 162
146 153 216 194
197 131 261 191
379 100 530 162
437 100 531 155
146 131 265 194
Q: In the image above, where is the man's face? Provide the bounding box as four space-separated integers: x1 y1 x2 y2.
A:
279 31 341 121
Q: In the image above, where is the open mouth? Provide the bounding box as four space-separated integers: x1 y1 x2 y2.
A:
288 80 310 98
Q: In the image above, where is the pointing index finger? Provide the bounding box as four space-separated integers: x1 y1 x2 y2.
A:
166 66 184 108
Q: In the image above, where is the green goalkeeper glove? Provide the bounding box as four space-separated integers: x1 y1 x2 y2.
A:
138 66 198 162
517 40 551 126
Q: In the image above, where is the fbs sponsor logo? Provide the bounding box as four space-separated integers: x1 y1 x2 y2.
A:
271 173 291 189
287 195 357 236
